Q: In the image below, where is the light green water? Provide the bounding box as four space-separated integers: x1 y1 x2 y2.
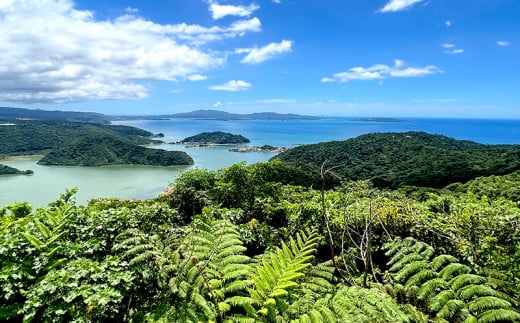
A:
0 147 275 207
0 155 190 207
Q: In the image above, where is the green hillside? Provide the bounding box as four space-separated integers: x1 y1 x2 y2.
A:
273 131 520 188
38 136 193 167
0 120 155 156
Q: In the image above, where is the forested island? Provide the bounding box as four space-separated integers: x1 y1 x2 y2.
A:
180 131 250 145
0 164 33 176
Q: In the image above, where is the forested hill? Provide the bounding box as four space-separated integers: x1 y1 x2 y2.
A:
0 120 154 156
273 131 520 188
181 131 250 144
38 136 193 167
0 120 192 167
0 164 33 176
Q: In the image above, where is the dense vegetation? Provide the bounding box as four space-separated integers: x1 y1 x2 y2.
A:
274 132 520 188
0 164 33 176
38 136 193 167
1 160 518 322
0 120 154 156
0 120 193 167
181 131 251 144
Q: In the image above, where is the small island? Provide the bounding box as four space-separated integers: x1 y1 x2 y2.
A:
179 131 250 146
0 164 33 176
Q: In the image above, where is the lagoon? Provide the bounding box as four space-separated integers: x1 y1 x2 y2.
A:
1 117 519 207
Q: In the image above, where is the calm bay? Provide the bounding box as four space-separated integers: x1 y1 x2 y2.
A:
1 117 519 207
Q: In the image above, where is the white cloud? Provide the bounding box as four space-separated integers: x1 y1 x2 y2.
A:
442 44 463 54
0 0 265 103
213 101 223 107
272 0 281 3
497 40 510 46
321 59 441 83
445 20 452 27
445 49 464 54
238 40 293 64
379 0 426 13
185 74 208 81
210 3 259 20
209 80 251 91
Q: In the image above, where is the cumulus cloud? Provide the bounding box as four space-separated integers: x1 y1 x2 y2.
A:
237 40 293 64
210 2 259 20
321 60 441 83
209 80 251 91
497 40 510 46
379 0 426 13
445 20 452 27
0 0 262 103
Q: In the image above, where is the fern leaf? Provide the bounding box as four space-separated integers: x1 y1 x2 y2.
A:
429 254 458 272
439 263 471 281
450 274 486 291
404 269 436 291
457 284 498 300
21 232 43 250
477 308 520 323
428 290 457 313
34 219 52 240
436 299 464 320
394 261 429 283
417 278 448 301
467 296 511 313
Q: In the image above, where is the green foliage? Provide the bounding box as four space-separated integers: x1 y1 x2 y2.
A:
384 237 520 322
274 131 520 189
0 164 33 176
38 135 192 166
181 131 250 144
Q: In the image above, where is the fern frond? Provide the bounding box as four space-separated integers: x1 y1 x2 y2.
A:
404 269 436 291
450 274 486 291
417 278 448 301
428 290 457 313
439 262 471 281
394 261 429 283
429 254 458 272
457 284 498 300
467 296 511 313
477 308 520 323
436 299 464 320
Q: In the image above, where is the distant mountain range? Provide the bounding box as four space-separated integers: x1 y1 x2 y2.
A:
1 107 319 123
111 109 320 121
0 106 109 124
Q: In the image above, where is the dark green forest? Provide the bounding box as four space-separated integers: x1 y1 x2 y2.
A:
181 131 251 144
0 120 192 167
0 164 33 176
1 157 519 322
274 132 520 188
38 136 193 167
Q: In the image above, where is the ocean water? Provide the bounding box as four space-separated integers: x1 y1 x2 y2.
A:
1 117 519 207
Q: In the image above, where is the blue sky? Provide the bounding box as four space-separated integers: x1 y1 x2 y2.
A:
0 0 518 118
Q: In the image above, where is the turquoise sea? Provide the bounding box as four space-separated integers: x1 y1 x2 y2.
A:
1 117 519 207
